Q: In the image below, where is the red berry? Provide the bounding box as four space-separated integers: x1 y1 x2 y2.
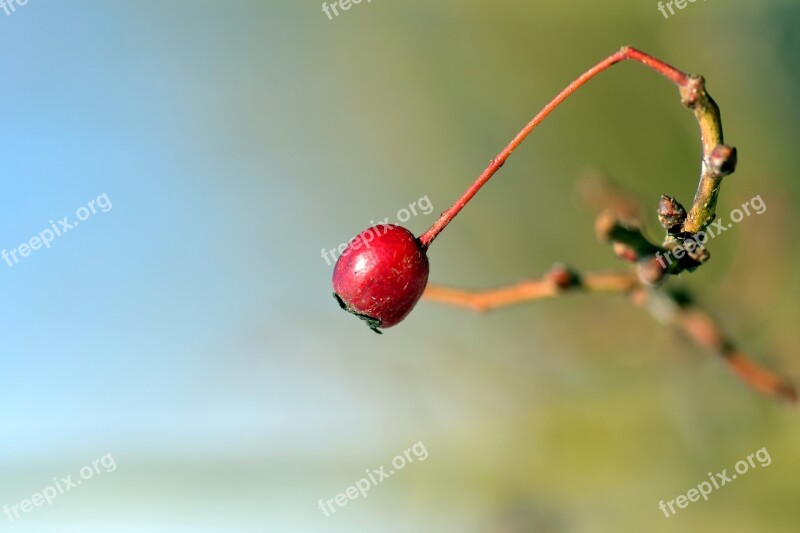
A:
332 224 429 333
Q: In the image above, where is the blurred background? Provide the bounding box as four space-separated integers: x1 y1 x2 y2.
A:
1 0 798 531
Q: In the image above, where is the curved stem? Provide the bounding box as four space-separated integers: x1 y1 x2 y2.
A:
419 46 693 248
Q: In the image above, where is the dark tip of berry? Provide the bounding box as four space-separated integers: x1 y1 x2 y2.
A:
333 293 383 334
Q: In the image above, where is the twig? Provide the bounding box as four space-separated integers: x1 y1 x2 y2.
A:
423 173 795 405
414 48 789 404
418 46 735 248
423 266 638 312
631 288 797 404
423 277 796 404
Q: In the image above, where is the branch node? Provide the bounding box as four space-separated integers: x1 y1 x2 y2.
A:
547 264 582 291
657 195 687 232
637 257 667 286
679 75 707 108
708 144 738 177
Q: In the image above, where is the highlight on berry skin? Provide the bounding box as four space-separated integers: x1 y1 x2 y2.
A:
332 224 429 333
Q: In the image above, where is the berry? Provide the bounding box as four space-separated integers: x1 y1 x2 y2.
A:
332 225 430 333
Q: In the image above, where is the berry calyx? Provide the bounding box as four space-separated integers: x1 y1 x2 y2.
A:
332 224 429 333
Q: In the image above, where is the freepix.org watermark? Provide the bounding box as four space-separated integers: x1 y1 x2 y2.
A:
318 441 429 517
0 0 28 17
657 0 707 20
2 193 113 269
3 453 117 523
322 0 373 21
658 447 771 518
655 194 765 269
321 195 433 267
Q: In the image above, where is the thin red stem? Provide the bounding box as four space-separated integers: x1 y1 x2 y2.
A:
418 46 689 248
